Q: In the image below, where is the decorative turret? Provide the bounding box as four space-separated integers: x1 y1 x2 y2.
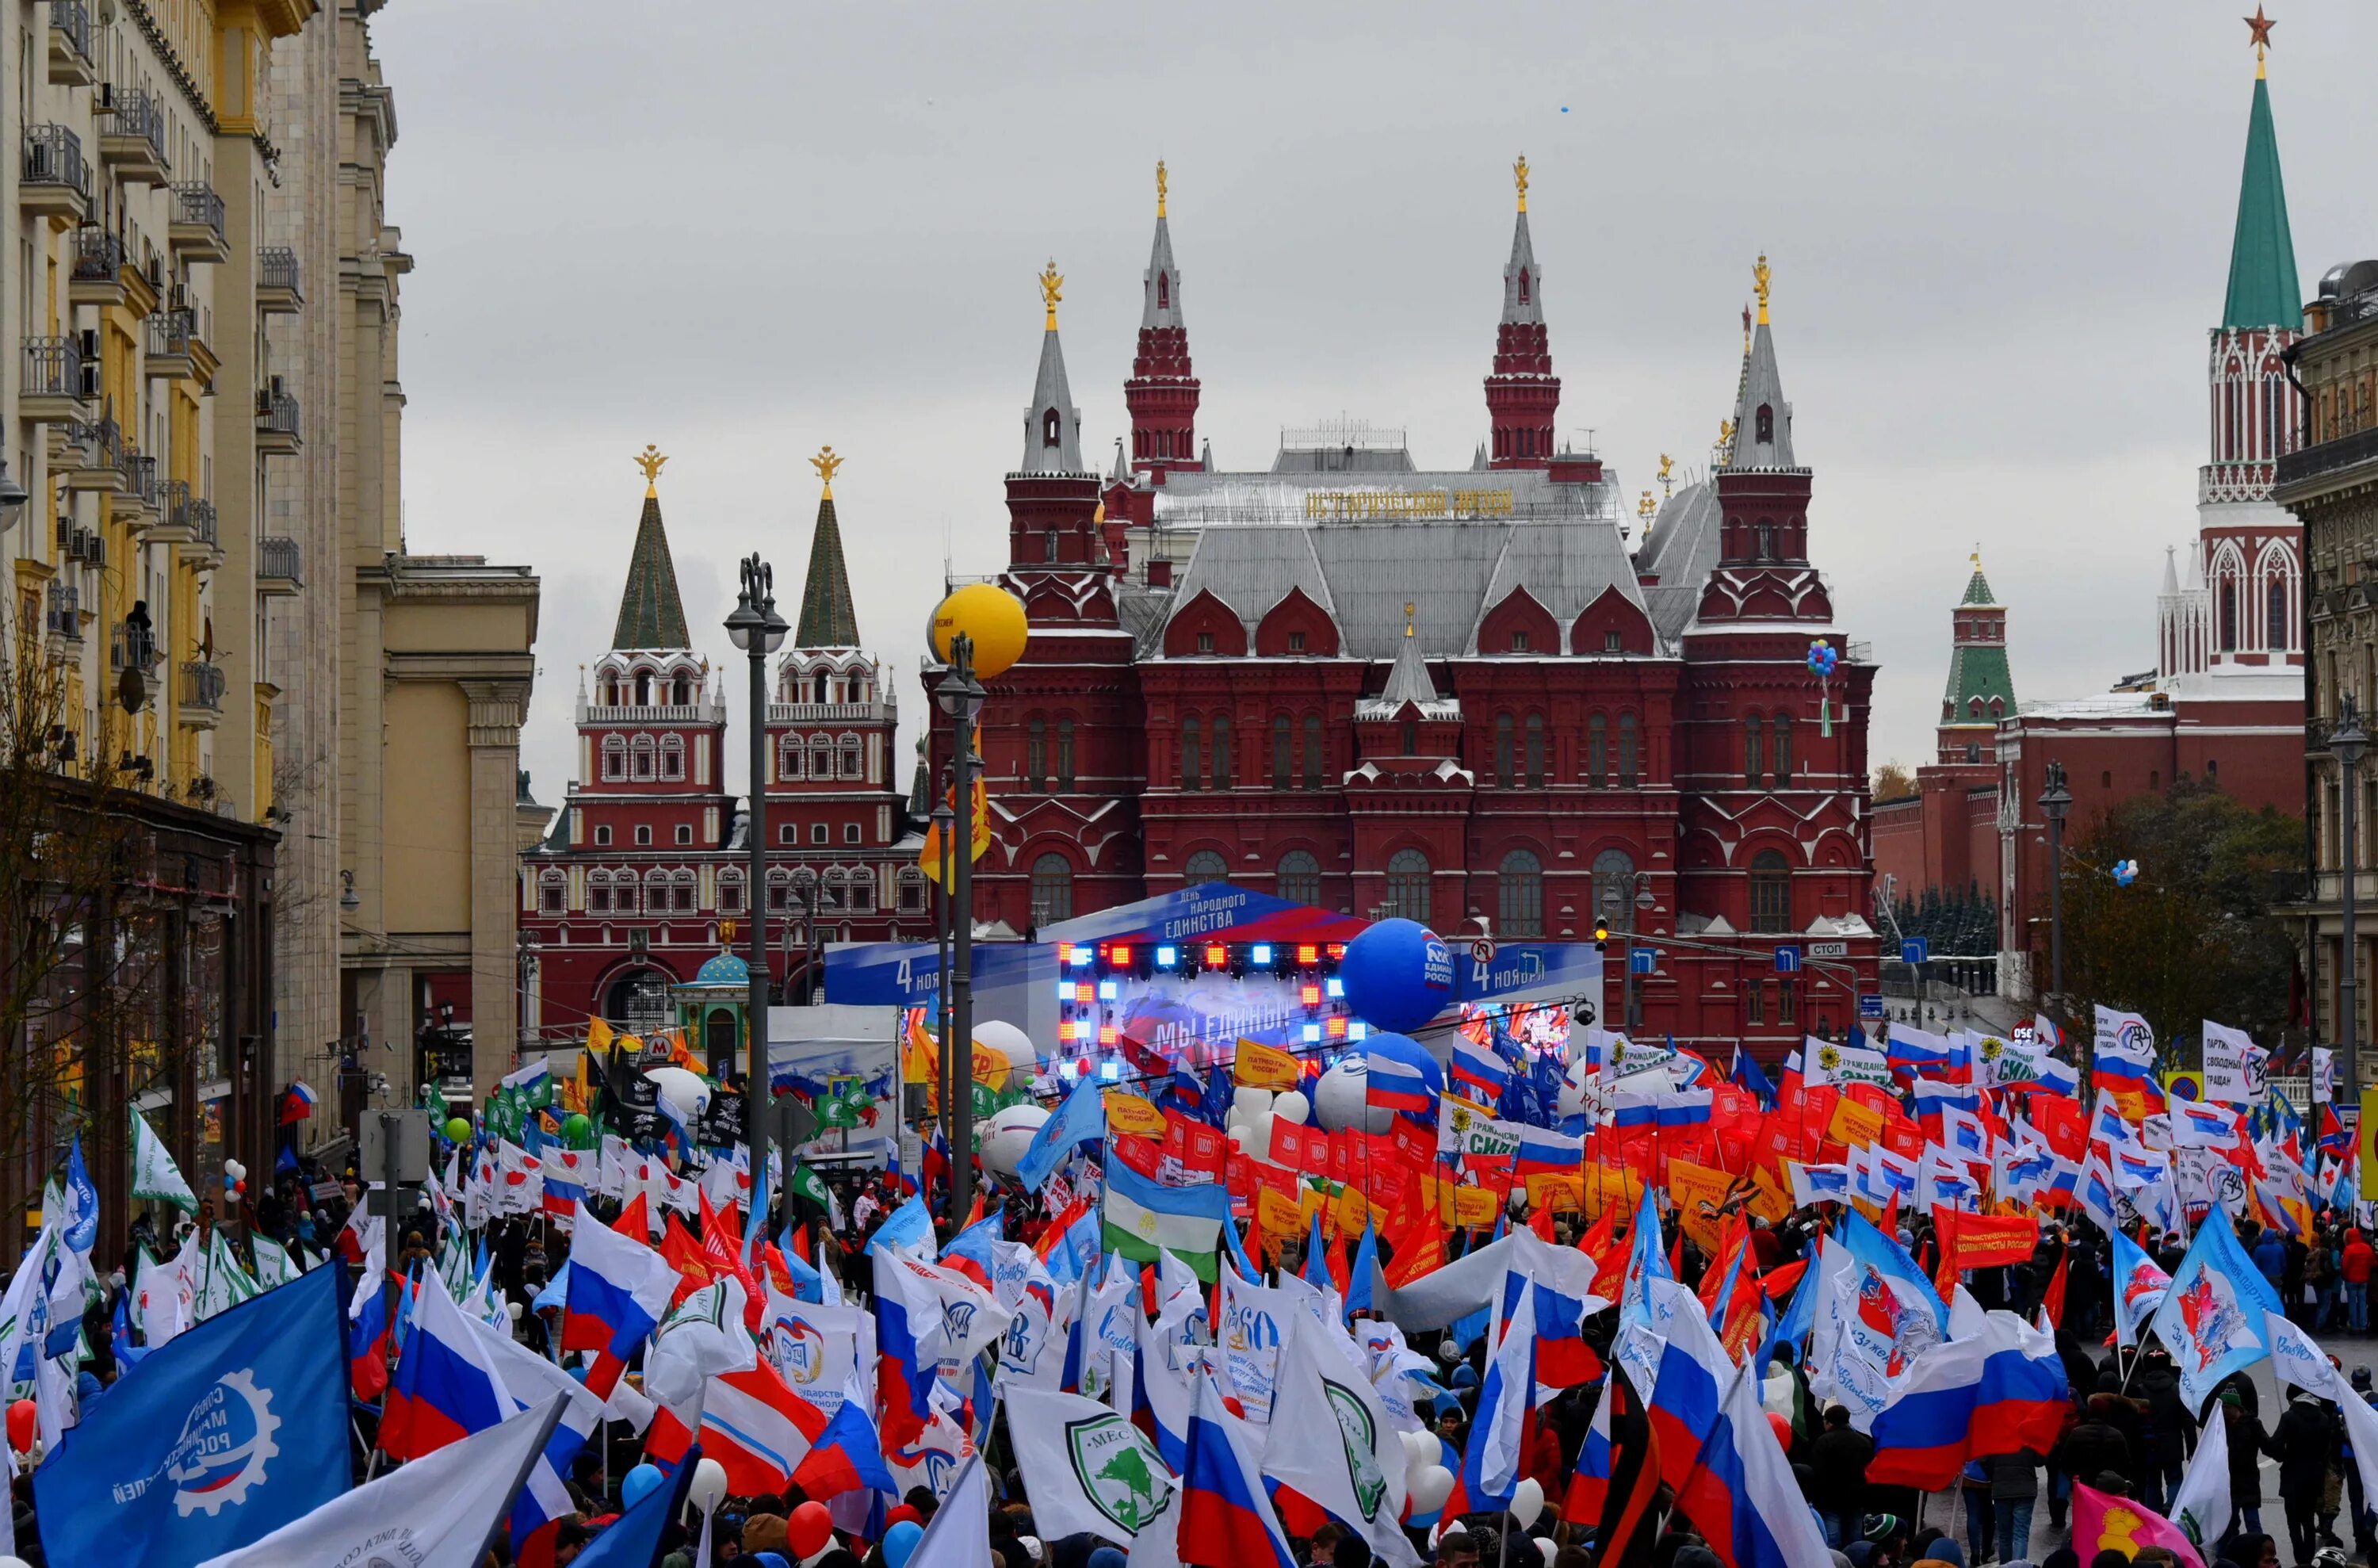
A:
1722 255 1798 475
1485 154 1561 470
1711 256 1815 576
1007 260 1105 572
794 447 860 648
1126 161 1202 482
1937 548 2015 762
613 445 691 650
2203 7 2302 500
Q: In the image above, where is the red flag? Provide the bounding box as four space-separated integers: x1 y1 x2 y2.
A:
700 1187 764 1329
2040 1248 2068 1329
662 1213 711 1304
612 1191 651 1241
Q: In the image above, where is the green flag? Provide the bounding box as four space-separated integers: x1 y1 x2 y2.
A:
789 1163 831 1209
129 1107 197 1213
194 1227 260 1320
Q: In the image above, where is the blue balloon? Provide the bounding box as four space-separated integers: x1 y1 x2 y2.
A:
622 1462 666 1509
1340 918 1455 1034
882 1520 926 1568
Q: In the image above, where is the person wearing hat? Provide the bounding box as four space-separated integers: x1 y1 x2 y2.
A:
2272 1383 2343 1566
2132 1345 2191 1517
2223 1388 2274 1541
2342 1227 2375 1333
1810 1406 1876 1551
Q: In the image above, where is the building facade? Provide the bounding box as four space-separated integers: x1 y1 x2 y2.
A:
1871 558 2011 914
2279 257 2378 1076
958 166 1882 1057
518 456 924 1074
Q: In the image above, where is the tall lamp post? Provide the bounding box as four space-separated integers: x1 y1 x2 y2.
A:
935 640 986 1222
2037 759 2072 1080
724 556 788 1102
2332 697 2368 1110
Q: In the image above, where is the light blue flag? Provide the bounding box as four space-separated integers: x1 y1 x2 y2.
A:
61 1134 99 1256
1345 1222 1379 1321
1833 1207 1950 1375
2148 1203 2287 1414
34 1263 349 1566
2111 1228 2173 1349
1767 1260 1819 1371
865 1193 939 1259
1016 1077 1106 1193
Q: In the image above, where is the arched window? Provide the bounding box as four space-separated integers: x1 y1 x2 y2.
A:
1027 718 1047 791
1618 710 1638 786
1057 719 1076 790
717 869 744 914
1042 409 1061 448
1277 850 1321 907
659 735 685 782
1772 713 1793 786
587 872 612 914
602 677 621 707
1524 713 1546 789
778 736 803 781
1756 522 1777 560
1044 526 1061 563
1385 849 1432 924
634 670 653 706
812 671 830 704
1586 713 1608 787
1400 718 1418 757
644 868 671 912
671 673 692 706
1749 849 1792 934
767 868 793 913
810 737 833 778
1157 273 1170 310
2268 574 2288 651
1989 698 2005 719
674 870 697 912
1030 854 1073 924
1184 850 1228 887
1302 713 1324 790
898 868 927 914
846 870 875 912
1518 268 1530 305
1499 849 1543 937
2219 579 2238 652
1494 713 1515 788
601 735 625 782
1744 715 1764 787
630 734 656 781
1180 717 1202 791
1211 715 1232 790
539 871 566 914
1592 848 1638 935
1273 713 1292 786
839 732 863 778
1756 404 1774 444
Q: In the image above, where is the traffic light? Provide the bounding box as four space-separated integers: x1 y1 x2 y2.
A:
1593 917 1610 951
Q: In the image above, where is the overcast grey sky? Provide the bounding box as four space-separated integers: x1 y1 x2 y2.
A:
373 2 2375 806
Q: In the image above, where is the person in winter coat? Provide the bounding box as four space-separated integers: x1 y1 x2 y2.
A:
1808 1404 1876 1551
2342 1230 2376 1333
2053 1394 2134 1497
2224 1390 2274 1541
2132 1348 2196 1517
2269 1386 2342 1566
1990 1447 2042 1566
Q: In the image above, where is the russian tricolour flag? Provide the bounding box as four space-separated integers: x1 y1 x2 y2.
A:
1868 1312 2069 1490
1364 1043 1436 1120
560 1200 678 1361
380 1270 516 1461
1181 1363 1296 1568
1450 1037 1513 1105
1512 1126 1584 1180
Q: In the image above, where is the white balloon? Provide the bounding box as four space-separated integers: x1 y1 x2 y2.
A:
977 1103 1052 1180
222 1159 246 1182
1246 1113 1275 1166
1409 1464 1455 1514
645 1065 712 1128
1272 1092 1310 1126
1509 1477 1546 1529
1232 1087 1275 1123
973 1020 1038 1089
1401 1428 1439 1470
686 1455 730 1516
507 1300 525 1321
1313 1057 1389 1134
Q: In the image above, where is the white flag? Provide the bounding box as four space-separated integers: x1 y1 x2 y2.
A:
129 1108 197 1212
1261 1314 1420 1566
194 1398 564 1568
1008 1386 1178 1550
907 1451 996 1568
2168 1396 2231 1553
2200 1021 2267 1105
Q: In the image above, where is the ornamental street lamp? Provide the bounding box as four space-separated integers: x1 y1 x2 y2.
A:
2037 759 2072 1084
724 555 788 1107
2333 696 2368 1108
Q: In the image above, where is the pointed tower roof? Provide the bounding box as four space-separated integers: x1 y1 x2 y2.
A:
2162 545 2181 595
794 446 861 648
1358 604 1461 719
1959 547 1999 606
612 445 692 649
2222 25 2300 331
1019 260 1087 474
1501 154 1543 327
1722 255 1797 471
1142 160 1185 331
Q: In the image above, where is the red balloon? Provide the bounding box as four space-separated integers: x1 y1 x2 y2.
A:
1766 1411 1794 1448
788 1500 835 1558
233 1181 247 1196
6 1398 34 1452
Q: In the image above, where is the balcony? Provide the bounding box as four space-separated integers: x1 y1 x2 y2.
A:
21 335 94 422
110 618 158 676
45 584 82 645
151 479 193 542
117 448 160 524
257 535 301 595
2277 425 2378 498
169 182 228 264
254 389 301 456
22 127 90 222
146 308 197 380
67 226 126 308
59 417 122 494
97 86 171 185
180 660 226 727
177 497 223 571
256 247 302 313
46 2 96 86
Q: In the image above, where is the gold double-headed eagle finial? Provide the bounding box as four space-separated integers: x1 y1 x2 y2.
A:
1039 259 1064 330
811 446 843 499
635 444 667 496
1638 491 1656 521
1513 153 1530 213
1157 159 1168 218
1404 602 1417 637
1753 253 1772 326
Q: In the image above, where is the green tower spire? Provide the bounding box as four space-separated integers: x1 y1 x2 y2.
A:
2221 63 2300 331
612 446 691 650
795 446 861 648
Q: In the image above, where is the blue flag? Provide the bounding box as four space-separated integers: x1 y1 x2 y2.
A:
1018 1078 1105 1193
36 1263 349 1566
1346 1222 1379 1320
1730 1046 1777 1111
866 1194 938 1259
572 1441 700 1566
62 1134 99 1256
2148 1204 2287 1414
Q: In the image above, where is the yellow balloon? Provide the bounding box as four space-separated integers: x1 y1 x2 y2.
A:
931 583 1030 679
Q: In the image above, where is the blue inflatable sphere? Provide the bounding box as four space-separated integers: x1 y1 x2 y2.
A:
1363 1030 1443 1102
882 1520 926 1568
1340 918 1455 1033
621 1462 667 1509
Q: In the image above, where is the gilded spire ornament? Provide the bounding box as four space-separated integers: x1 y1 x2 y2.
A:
2245 6 2274 75
1039 259 1064 330
1157 159 1168 218
811 446 843 499
1753 253 1772 326
1404 602 1417 638
1512 153 1530 212
635 443 667 497
1657 453 1675 499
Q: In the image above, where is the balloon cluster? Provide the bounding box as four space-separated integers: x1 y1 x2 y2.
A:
1806 639 1838 678
2112 859 2139 887
221 1157 247 1200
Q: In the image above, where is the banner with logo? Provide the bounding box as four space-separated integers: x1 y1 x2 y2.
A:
1234 1038 1302 1092
759 1299 873 1417
1103 1091 1166 1140
1218 1268 1328 1421
1667 1160 1736 1252
2200 1021 2268 1106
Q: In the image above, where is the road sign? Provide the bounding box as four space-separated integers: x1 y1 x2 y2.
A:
1469 936 1498 965
1629 947 1657 975
359 1108 433 1187
1774 946 1802 974
1859 993 1885 1020
1808 940 1848 959
1899 937 1929 965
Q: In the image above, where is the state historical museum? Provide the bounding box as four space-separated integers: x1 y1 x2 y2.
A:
958 159 1883 1056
